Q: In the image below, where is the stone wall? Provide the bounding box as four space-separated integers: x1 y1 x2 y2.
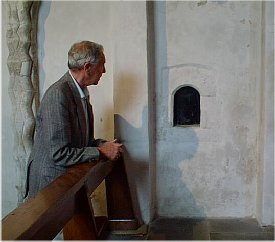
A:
154 1 273 224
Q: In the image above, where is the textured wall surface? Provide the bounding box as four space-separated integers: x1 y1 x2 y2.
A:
155 1 264 218
256 1 274 225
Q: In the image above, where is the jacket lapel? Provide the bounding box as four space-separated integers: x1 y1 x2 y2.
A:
65 72 87 145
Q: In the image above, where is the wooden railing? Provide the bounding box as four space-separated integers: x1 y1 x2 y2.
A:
2 158 139 240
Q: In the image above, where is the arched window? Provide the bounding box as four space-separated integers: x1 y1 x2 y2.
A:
173 86 200 126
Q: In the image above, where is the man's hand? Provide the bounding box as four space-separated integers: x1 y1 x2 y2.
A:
97 139 123 161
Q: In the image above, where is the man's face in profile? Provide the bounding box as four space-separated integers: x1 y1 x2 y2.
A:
86 53 106 86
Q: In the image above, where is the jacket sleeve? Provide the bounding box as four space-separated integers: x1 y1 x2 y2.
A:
42 87 100 167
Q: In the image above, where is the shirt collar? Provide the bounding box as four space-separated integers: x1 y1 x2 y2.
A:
69 70 89 98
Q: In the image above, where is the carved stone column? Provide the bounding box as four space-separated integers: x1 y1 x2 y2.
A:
6 1 40 203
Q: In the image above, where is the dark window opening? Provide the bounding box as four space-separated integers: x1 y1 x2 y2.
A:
173 86 200 126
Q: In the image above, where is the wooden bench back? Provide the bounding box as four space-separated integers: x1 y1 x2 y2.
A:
2 158 138 240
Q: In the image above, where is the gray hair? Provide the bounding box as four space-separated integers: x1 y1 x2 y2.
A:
67 41 104 70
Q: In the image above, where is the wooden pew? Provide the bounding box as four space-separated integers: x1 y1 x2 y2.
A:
2 158 138 240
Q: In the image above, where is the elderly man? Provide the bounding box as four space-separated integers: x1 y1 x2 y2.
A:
25 41 123 198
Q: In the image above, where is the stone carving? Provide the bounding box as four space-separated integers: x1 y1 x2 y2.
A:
30 1 41 113
6 1 40 203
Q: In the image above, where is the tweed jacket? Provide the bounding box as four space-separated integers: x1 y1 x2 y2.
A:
26 71 104 197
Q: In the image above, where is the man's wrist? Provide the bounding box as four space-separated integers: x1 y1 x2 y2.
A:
96 147 106 160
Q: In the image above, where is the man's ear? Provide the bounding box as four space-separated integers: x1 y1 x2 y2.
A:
83 62 92 71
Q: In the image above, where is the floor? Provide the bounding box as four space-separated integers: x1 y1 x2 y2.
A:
105 218 274 240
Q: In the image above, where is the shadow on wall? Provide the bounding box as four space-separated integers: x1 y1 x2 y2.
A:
114 107 149 224
157 123 206 218
156 125 206 219
115 109 206 222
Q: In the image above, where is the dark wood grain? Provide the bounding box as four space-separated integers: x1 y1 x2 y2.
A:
2 158 138 240
105 157 139 230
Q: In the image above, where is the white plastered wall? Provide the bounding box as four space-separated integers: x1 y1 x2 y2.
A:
155 1 273 221
256 1 274 226
110 1 150 223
